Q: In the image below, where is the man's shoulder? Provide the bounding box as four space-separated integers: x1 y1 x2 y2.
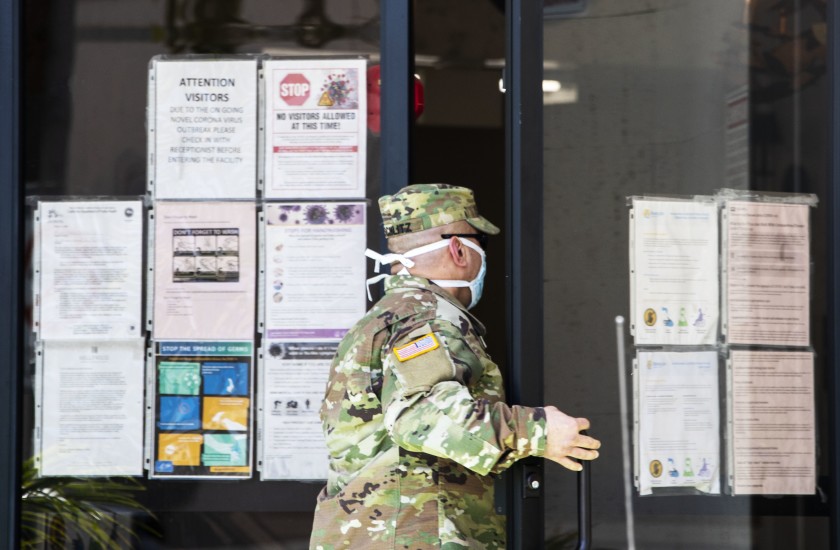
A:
369 286 439 326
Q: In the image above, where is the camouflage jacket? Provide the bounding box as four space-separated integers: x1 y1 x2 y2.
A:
310 275 547 549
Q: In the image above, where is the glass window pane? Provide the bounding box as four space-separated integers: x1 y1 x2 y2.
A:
22 1 381 547
542 1 829 548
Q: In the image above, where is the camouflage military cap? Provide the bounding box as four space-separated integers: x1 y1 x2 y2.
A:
379 183 500 237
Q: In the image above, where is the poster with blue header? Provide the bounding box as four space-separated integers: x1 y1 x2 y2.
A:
152 340 253 479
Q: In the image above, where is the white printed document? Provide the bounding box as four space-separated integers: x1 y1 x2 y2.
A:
260 342 334 480
637 350 720 495
724 201 810 346
730 350 815 495
151 58 258 199
39 340 145 476
38 200 143 340
631 198 719 345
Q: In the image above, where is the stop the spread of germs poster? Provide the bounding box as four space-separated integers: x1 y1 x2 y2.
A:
152 341 254 479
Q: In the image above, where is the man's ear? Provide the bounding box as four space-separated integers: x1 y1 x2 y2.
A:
448 237 468 267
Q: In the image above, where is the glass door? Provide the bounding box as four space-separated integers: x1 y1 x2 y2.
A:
541 1 830 548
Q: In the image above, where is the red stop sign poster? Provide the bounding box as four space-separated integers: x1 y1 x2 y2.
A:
279 73 311 106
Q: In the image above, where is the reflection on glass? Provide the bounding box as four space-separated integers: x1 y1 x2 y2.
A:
542 1 827 548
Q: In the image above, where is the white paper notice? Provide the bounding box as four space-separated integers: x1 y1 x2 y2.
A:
38 201 143 340
263 58 367 199
153 202 256 340
40 340 145 476
261 342 333 480
730 350 815 495
264 203 366 340
638 351 720 495
724 201 810 346
631 199 719 345
152 58 258 199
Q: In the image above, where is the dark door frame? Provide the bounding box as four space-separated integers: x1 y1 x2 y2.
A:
0 0 22 547
505 0 545 548
829 0 840 547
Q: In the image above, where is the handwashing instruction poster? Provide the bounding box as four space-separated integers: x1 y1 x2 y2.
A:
152 341 253 479
630 198 719 346
637 350 720 495
153 201 256 340
263 202 366 341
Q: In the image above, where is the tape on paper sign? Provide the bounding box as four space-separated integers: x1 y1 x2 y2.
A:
394 333 439 362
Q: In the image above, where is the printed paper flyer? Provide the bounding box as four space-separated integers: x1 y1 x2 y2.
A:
637 350 720 495
153 201 256 340
630 198 719 345
39 340 145 476
38 200 143 340
263 58 367 199
260 342 334 480
724 201 810 346
730 350 815 495
152 341 253 478
263 202 366 340
151 58 258 199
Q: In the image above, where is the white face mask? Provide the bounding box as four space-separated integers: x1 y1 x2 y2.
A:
365 237 487 309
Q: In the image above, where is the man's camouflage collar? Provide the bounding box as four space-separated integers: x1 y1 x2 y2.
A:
384 275 487 335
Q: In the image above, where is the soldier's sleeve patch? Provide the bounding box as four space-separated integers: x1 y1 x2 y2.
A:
394 333 439 362
389 332 455 395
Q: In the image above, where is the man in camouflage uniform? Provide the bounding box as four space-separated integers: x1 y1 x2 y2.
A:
310 184 600 549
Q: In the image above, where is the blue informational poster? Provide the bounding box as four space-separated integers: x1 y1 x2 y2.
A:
202 362 249 396
158 397 201 430
152 341 253 479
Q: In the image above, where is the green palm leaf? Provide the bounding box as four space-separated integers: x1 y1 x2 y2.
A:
20 457 159 549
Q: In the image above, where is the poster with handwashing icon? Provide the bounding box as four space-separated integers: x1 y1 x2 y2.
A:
153 201 255 341
630 198 719 346
262 202 366 341
158 434 203 467
152 341 253 478
159 362 201 395
637 350 720 495
158 397 201 430
202 362 248 395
